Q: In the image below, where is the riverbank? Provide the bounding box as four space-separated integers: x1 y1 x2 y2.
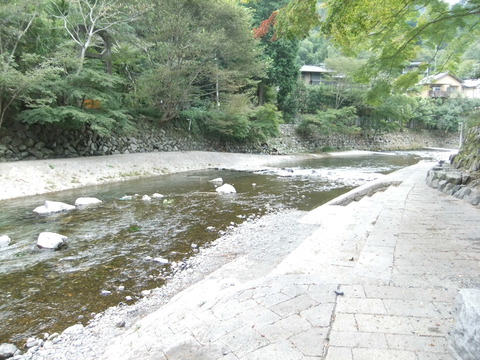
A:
12 158 480 360
0 151 320 201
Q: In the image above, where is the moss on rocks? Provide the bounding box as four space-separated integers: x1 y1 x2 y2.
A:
452 125 480 191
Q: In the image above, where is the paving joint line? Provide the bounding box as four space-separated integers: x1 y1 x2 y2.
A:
322 285 345 359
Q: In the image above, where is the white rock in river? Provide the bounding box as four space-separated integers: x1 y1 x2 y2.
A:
0 235 11 248
37 232 67 250
62 324 84 336
209 177 223 184
142 195 151 201
75 197 102 206
216 184 236 194
33 200 75 214
153 257 169 264
152 193 164 199
0 343 19 359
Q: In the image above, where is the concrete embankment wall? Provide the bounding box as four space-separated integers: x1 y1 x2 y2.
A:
0 121 459 162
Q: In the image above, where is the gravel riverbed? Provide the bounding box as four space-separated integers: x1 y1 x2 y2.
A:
0 151 321 359
16 209 317 360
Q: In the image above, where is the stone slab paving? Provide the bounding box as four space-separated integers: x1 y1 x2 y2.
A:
98 161 480 360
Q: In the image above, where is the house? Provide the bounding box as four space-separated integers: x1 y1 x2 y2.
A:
462 79 480 99
300 65 332 85
419 72 463 98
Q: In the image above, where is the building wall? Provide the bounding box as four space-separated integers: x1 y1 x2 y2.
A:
462 87 480 99
420 75 463 98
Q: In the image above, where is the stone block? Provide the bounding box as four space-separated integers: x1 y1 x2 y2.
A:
450 289 480 360
466 193 480 206
353 348 417 360
445 172 463 185
325 346 352 360
336 298 387 315
329 330 388 349
453 186 471 199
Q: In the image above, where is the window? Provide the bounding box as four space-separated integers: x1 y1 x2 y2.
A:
311 73 321 85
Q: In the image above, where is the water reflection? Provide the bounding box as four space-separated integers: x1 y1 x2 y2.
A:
0 151 442 344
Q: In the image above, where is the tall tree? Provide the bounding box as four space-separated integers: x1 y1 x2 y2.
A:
275 0 480 88
49 0 141 74
137 0 264 123
0 0 61 130
245 0 300 118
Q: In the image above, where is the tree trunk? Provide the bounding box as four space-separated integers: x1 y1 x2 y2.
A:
258 81 266 106
76 46 87 75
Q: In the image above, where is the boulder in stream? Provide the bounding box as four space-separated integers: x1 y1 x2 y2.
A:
0 343 19 359
0 235 11 248
37 232 67 250
33 200 75 214
216 184 236 194
209 177 223 184
75 197 102 206
152 193 164 199
153 257 169 264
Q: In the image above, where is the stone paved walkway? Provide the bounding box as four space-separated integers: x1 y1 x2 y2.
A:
98 161 480 360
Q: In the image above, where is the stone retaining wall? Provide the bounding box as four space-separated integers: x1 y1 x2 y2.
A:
0 121 459 162
269 125 459 154
0 121 261 162
426 161 480 207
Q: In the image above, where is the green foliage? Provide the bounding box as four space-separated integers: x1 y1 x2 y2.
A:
275 0 318 40
297 106 360 137
374 95 416 127
467 108 480 128
19 106 130 135
296 80 367 115
202 94 251 142
298 34 329 65
409 98 480 133
249 103 283 142
179 102 283 143
244 0 300 116
0 0 265 139
138 0 264 124
297 83 335 113
18 66 132 134
275 0 480 94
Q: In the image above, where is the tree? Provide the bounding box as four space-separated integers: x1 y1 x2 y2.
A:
245 0 300 119
49 0 141 74
457 40 480 78
138 0 264 123
0 0 62 130
275 0 480 88
298 34 330 66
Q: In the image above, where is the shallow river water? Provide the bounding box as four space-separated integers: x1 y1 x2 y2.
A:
0 151 444 344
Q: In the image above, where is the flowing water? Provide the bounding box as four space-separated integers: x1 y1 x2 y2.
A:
0 151 446 344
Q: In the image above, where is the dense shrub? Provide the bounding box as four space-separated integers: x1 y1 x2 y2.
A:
296 106 360 137
249 103 283 142
410 98 480 133
179 103 283 143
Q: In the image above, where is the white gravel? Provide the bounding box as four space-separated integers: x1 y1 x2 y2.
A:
0 151 317 201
